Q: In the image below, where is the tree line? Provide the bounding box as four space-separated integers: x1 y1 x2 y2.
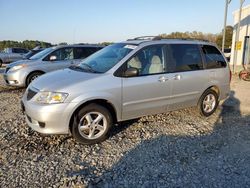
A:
0 26 233 51
159 26 233 49
0 40 53 51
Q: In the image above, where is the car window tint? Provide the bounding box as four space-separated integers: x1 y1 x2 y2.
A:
202 45 227 69
127 45 165 76
13 48 27 54
12 48 20 53
74 47 99 59
50 48 74 61
165 44 203 72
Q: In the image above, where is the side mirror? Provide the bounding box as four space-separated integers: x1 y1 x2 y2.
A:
123 67 139 77
49 55 57 61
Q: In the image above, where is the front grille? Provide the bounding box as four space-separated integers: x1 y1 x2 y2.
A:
27 88 38 101
5 67 10 73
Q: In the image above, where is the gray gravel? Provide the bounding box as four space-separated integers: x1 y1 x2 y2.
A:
1 75 250 188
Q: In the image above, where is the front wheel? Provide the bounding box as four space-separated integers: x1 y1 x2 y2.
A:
198 89 219 117
26 72 43 86
72 104 113 145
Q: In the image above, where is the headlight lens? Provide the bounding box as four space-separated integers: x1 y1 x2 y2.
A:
8 64 27 73
35 92 68 104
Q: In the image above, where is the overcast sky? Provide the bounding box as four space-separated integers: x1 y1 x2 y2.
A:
1 0 250 44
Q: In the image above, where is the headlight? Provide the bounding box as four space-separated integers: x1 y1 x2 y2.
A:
8 64 27 73
35 91 68 104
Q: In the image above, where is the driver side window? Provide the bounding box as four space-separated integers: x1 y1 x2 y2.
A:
127 45 165 76
48 48 74 61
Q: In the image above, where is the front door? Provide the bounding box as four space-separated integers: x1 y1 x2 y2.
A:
43 47 75 72
121 45 173 120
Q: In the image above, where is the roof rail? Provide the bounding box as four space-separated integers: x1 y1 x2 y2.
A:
127 36 210 43
160 37 210 42
127 36 161 41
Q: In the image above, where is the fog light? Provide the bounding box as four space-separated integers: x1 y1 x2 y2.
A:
8 80 18 84
38 122 46 128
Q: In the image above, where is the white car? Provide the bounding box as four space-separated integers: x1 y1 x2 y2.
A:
223 48 231 61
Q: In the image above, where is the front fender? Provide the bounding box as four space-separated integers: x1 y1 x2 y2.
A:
68 91 122 121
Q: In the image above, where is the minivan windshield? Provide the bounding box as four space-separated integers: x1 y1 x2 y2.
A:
29 48 54 60
75 43 137 73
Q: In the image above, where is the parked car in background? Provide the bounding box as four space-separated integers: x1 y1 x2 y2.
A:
0 47 29 67
3 44 103 87
223 48 231 61
21 38 231 145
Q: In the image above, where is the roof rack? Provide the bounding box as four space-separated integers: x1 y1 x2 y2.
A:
127 36 209 42
161 38 210 42
127 36 160 41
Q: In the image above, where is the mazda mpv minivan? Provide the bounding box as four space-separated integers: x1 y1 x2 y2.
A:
21 37 230 144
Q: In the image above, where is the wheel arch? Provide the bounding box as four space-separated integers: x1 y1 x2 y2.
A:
25 70 45 86
198 85 220 105
207 85 220 99
69 99 118 134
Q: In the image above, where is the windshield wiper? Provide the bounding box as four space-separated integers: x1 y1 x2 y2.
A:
81 64 101 73
70 64 101 73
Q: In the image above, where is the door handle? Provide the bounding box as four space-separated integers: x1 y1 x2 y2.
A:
158 76 168 82
173 74 182 80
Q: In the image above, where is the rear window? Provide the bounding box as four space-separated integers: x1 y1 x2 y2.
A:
13 48 28 54
202 45 227 69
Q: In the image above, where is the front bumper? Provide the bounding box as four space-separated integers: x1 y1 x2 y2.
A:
3 70 26 87
21 92 77 135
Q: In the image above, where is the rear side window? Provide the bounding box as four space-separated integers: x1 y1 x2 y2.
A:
74 47 100 59
165 44 203 72
13 48 28 54
202 45 227 69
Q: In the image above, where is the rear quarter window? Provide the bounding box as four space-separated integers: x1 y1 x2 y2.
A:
202 45 227 69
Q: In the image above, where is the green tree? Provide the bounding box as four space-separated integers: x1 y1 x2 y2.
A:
159 31 218 43
0 40 52 51
216 25 233 49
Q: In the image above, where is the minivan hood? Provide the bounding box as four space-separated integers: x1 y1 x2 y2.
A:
31 68 102 91
7 59 39 67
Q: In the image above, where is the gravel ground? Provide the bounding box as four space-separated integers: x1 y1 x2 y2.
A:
1 73 250 188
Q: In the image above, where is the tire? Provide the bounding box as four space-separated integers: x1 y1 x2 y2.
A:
0 59 2 68
198 89 219 117
72 103 113 145
26 72 43 86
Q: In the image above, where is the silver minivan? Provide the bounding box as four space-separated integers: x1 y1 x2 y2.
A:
3 45 103 87
21 38 231 144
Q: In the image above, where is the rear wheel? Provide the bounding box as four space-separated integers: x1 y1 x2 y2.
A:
198 89 219 117
72 104 113 145
26 72 43 86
